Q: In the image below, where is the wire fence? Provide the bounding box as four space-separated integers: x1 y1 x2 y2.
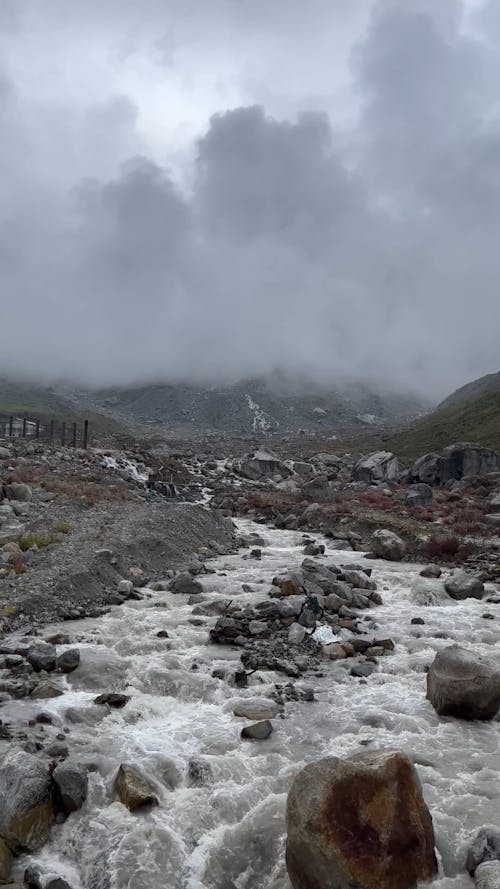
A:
0 415 89 448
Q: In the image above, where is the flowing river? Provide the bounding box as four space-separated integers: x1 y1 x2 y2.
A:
5 519 500 889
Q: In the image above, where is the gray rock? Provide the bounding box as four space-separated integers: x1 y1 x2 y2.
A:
288 623 306 645
45 879 74 889
52 762 88 813
445 569 484 600
467 828 500 875
241 720 273 740
426 645 500 720
169 572 203 595
117 579 134 594
56 649 80 673
0 748 53 853
236 450 292 482
233 699 279 720
420 565 442 578
93 692 130 708
371 529 406 561
27 643 56 673
475 862 500 889
352 451 399 484
411 445 500 486
187 758 212 786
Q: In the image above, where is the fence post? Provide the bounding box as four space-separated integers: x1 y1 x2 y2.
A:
8 416 13 437
35 420 40 440
72 422 77 447
22 418 27 438
83 419 89 450
61 422 66 446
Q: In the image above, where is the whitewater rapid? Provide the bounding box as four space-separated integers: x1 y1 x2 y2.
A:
9 519 500 889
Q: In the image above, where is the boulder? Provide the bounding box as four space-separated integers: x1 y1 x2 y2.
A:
352 451 399 484
114 764 159 811
467 827 500 875
233 699 280 720
117 579 134 595
52 762 88 814
475 862 500 889
169 572 203 595
405 484 433 508
93 693 130 708
411 445 500 486
241 720 273 740
26 643 57 673
371 529 406 561
45 880 74 889
426 645 500 720
444 569 484 600
236 450 292 482
56 649 80 673
0 749 53 853
286 750 437 889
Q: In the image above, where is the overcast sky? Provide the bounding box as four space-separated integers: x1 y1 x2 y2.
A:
0 0 498 397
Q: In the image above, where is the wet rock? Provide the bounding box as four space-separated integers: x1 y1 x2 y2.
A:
250 548 262 559
156 630 169 638
45 880 74 889
24 865 43 888
93 693 130 708
117 579 134 595
233 699 280 720
45 742 68 760
411 617 425 625
420 565 442 578
426 645 500 719
241 720 273 740
0 748 54 853
169 572 203 595
303 543 325 556
371 529 406 561
114 764 159 811
187 759 212 786
52 762 88 814
286 750 437 889
45 633 71 645
445 569 484 600
27 643 56 673
0 838 12 882
467 827 500 875
56 649 80 673
475 861 500 889
31 682 64 700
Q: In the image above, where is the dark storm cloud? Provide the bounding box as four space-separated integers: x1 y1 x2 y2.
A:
0 0 499 396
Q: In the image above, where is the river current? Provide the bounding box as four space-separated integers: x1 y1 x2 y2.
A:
6 519 500 889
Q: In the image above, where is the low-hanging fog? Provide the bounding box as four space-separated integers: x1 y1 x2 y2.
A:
1 0 499 398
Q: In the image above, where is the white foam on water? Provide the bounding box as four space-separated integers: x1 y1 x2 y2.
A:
12 519 500 889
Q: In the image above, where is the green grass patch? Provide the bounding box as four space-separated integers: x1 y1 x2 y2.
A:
54 520 72 534
18 532 60 551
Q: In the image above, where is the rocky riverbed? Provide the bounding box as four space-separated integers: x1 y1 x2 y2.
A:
0 517 498 888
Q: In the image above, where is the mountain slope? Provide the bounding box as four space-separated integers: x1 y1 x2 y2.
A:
0 378 124 435
438 371 500 410
89 377 426 433
386 390 500 462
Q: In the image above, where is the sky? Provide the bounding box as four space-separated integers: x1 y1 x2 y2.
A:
0 0 499 398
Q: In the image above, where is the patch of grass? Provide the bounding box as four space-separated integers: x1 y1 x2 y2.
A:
54 519 72 534
386 391 500 463
425 534 460 558
18 532 60 551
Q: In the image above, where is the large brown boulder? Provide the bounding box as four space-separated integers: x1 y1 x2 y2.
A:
426 645 500 720
286 750 437 889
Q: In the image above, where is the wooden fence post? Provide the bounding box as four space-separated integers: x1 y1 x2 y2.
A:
35 420 40 440
83 420 89 449
8 416 13 437
22 418 27 438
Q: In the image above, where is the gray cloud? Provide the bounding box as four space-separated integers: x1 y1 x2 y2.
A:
0 0 499 397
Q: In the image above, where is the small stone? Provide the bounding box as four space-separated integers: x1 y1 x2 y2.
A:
466 827 500 875
117 579 134 595
420 565 442 578
233 699 279 720
27 643 56 673
288 623 306 645
114 763 158 811
94 693 130 708
411 617 425 625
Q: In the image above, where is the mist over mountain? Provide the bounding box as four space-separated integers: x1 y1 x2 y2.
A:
1 0 499 397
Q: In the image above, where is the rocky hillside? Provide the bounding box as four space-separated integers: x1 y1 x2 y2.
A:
85 376 426 434
438 371 500 410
